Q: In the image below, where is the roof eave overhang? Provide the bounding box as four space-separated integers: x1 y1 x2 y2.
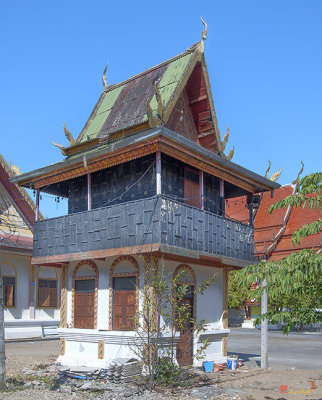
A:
12 127 280 194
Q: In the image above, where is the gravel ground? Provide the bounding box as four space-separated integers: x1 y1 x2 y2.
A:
0 340 321 400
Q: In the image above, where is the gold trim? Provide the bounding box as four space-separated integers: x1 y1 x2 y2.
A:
60 338 66 355
60 264 68 328
98 340 104 359
33 134 264 194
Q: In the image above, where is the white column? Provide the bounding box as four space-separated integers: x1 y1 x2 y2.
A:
35 189 40 222
219 179 225 216
199 170 204 210
156 151 161 195
87 173 92 211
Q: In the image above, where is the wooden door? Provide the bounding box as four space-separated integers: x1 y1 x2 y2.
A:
112 276 136 331
74 279 95 329
184 167 200 208
176 295 193 366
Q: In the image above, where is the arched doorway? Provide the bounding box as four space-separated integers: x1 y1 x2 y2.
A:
72 261 98 329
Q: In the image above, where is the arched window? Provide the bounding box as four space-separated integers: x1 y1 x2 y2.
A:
2 264 16 308
109 256 139 331
37 267 58 308
173 264 197 367
72 261 98 329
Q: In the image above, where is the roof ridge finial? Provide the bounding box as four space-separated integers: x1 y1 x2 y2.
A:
201 16 208 41
102 59 108 88
265 160 271 178
63 122 76 146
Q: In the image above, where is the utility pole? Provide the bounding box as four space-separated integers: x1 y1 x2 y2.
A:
0 251 6 388
261 266 268 368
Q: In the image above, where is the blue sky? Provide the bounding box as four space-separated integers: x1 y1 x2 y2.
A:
1 0 321 218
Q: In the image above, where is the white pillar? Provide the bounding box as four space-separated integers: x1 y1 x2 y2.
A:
219 179 225 216
156 152 161 195
35 189 40 222
87 173 92 211
199 170 204 210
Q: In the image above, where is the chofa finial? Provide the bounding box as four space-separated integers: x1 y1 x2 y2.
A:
201 16 207 41
102 60 108 88
63 122 75 146
265 160 271 178
292 161 304 185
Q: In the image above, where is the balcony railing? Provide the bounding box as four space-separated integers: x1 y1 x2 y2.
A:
33 195 254 262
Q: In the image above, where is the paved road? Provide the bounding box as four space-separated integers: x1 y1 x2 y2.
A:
228 327 322 370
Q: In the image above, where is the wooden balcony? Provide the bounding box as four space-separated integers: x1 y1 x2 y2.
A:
33 195 254 263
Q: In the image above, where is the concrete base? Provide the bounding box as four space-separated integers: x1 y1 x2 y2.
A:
57 328 230 368
5 319 59 340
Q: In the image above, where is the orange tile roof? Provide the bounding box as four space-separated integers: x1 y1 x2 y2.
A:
226 185 320 261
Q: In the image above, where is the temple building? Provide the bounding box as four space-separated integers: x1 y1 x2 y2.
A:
0 154 59 339
13 24 279 367
226 179 321 328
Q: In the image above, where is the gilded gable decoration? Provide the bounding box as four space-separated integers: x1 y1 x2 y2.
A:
269 167 282 182
10 161 21 176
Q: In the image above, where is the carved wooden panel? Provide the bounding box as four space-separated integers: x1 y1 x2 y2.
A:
74 290 95 329
112 290 136 331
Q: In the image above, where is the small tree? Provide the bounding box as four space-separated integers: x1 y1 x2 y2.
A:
131 258 215 390
228 270 254 316
237 172 322 333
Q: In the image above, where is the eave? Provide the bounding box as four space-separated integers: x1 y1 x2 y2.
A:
12 127 280 194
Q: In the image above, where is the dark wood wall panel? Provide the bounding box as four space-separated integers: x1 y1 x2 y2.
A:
68 175 88 214
161 154 184 200
34 196 254 262
204 172 222 215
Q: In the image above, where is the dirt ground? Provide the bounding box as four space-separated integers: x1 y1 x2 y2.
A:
1 339 321 400
219 368 322 400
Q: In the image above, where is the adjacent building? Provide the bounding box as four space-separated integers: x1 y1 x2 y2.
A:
0 154 59 339
226 182 321 327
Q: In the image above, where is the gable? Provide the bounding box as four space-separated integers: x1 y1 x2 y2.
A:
77 51 195 145
64 42 221 159
0 154 36 234
0 183 33 239
165 88 199 143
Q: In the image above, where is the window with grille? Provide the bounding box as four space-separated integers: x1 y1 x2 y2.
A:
3 277 15 307
38 278 57 308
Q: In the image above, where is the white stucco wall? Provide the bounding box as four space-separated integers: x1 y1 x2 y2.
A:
1 253 60 339
60 256 228 367
2 253 30 320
